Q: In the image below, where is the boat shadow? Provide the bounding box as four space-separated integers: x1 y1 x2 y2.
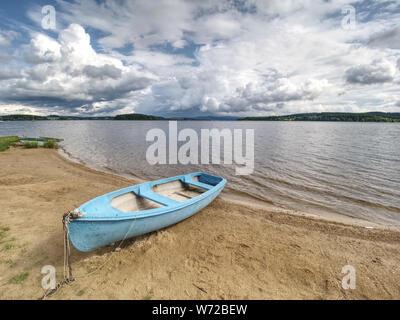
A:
24 227 157 274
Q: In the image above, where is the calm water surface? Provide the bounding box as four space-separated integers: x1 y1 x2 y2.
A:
1 121 399 226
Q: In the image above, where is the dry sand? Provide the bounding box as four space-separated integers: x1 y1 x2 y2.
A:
0 147 399 300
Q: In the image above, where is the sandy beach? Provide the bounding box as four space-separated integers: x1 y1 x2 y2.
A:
0 147 399 299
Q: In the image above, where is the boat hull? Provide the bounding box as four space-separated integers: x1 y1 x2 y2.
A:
69 175 224 252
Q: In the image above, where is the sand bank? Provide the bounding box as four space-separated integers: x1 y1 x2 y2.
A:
0 147 399 299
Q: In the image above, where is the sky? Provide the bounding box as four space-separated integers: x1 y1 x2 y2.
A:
0 0 399 117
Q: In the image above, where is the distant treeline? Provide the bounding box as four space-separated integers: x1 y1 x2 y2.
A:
0 113 232 121
0 114 113 121
0 113 159 121
239 112 400 122
2 112 400 122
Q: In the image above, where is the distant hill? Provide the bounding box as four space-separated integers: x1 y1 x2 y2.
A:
114 113 165 120
239 112 400 122
47 115 114 120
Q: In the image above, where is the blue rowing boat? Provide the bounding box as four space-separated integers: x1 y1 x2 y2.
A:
68 172 226 252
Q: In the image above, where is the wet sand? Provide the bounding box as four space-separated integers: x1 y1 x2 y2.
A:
0 147 399 299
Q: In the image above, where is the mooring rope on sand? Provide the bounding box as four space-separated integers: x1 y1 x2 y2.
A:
39 209 139 300
39 211 76 300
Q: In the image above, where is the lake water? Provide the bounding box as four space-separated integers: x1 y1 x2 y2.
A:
1 120 399 226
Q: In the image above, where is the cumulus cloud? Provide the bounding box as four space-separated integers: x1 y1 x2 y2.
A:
24 33 62 64
218 79 328 113
136 64 330 115
345 59 397 85
1 24 154 114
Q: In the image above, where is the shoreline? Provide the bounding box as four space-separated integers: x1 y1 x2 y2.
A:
1 147 399 299
58 146 394 231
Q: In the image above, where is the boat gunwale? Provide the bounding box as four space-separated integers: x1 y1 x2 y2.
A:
73 172 226 222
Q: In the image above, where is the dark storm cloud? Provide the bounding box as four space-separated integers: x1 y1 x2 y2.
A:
367 26 400 49
0 51 13 62
345 60 395 85
82 64 122 80
0 75 153 111
0 68 21 80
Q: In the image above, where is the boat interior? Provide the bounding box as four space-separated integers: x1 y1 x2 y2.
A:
110 174 222 213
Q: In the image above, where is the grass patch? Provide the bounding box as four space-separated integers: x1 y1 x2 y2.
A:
142 290 154 300
0 136 19 152
8 271 29 284
6 259 16 268
1 136 60 151
0 226 10 242
76 289 85 296
23 141 39 148
4 243 15 250
43 139 59 149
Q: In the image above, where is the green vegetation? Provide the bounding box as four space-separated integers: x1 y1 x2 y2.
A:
240 112 400 122
23 141 39 148
2 112 400 122
4 243 15 250
0 136 19 152
114 113 165 120
1 113 231 121
1 114 48 121
2 113 164 121
47 115 114 120
8 271 29 284
1 114 114 121
0 226 10 242
1 136 61 151
20 137 43 142
76 289 85 296
43 139 59 149
0 225 17 251
6 259 16 268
